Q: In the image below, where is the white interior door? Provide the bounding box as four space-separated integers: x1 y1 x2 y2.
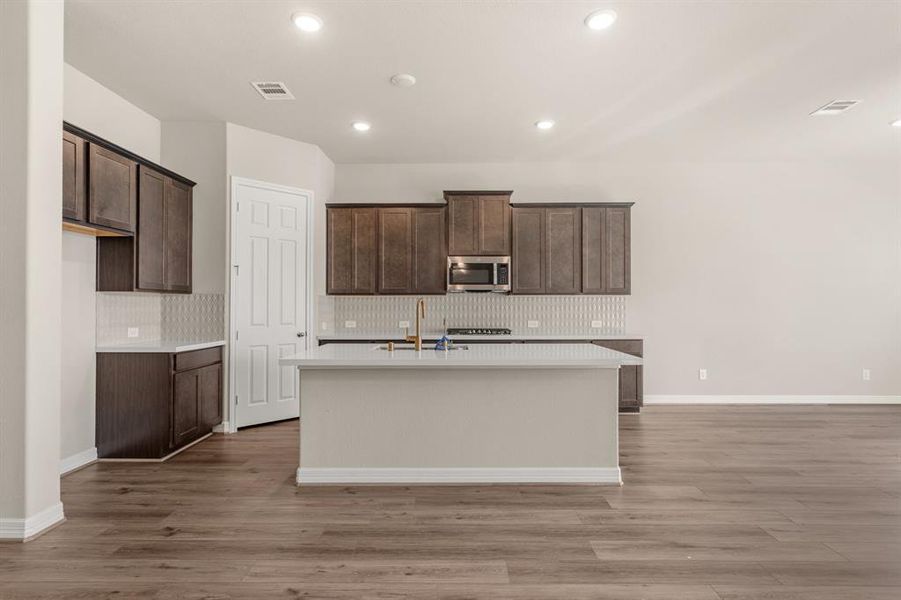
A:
231 178 310 428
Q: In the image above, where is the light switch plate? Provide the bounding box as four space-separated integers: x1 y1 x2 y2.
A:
527 320 539 328
862 368 871 381
344 320 357 329
590 320 603 328
698 368 708 381
399 321 410 329
127 327 139 338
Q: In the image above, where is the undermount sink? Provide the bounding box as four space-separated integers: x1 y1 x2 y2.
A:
375 344 469 351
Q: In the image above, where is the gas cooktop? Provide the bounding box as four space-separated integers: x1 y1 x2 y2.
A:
446 328 512 336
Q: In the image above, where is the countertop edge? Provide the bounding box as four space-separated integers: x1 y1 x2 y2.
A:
96 340 226 354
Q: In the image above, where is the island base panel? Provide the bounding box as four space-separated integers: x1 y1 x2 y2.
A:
297 367 620 484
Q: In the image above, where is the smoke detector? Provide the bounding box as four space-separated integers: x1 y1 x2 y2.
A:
251 82 295 100
390 73 417 88
810 100 860 116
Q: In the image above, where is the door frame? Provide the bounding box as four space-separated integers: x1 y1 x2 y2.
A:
227 176 314 432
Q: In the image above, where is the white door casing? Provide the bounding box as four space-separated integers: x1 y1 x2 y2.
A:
230 177 312 428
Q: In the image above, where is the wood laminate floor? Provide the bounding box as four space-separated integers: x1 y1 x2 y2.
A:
1 405 900 599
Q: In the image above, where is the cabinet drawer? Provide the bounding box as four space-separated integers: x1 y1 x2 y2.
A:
174 347 222 372
593 339 642 357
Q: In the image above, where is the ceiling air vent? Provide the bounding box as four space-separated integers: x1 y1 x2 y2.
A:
810 100 860 116
251 81 295 100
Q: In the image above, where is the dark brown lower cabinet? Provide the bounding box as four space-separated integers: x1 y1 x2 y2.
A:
96 347 223 459
592 340 643 412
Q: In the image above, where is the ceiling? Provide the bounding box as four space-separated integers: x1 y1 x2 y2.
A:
65 1 901 164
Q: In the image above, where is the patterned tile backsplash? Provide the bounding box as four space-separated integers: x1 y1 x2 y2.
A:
326 294 627 336
97 293 224 345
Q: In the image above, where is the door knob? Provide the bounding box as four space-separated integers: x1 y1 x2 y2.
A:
297 332 306 337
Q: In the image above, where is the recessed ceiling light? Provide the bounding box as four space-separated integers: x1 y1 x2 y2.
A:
535 120 555 130
390 73 417 88
292 13 323 32
352 121 371 132
585 9 617 30
891 118 901 128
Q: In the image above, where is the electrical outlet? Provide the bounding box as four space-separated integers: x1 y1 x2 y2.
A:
399 320 410 329
321 321 329 331
127 327 139 338
698 368 708 381
862 368 871 381
344 320 357 329
527 320 539 328
590 320 603 328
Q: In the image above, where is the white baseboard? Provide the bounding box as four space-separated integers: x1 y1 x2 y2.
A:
645 395 901 405
213 421 230 433
60 447 97 475
296 467 622 485
0 502 65 541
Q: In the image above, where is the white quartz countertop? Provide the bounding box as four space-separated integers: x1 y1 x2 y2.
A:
280 342 642 369
96 340 225 354
318 333 642 341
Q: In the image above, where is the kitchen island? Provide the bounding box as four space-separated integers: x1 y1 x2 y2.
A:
279 343 641 485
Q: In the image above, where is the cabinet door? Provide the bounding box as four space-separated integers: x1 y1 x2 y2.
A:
477 195 511 255
447 196 479 256
172 369 201 448
545 207 581 294
327 207 377 294
581 206 605 294
164 179 192 292
136 167 166 291
88 144 137 232
603 206 631 294
378 207 414 294
413 207 446 294
582 206 631 294
511 207 545 294
199 363 222 430
62 131 86 221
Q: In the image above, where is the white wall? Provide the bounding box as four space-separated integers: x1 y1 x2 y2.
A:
60 233 97 465
64 64 161 161
60 64 161 467
0 0 64 537
334 161 901 398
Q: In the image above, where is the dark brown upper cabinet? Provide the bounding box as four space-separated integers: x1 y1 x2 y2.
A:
412 207 447 294
62 131 86 222
377 207 414 294
88 144 137 233
545 207 582 294
98 167 194 293
164 178 193 292
582 205 631 294
63 123 196 293
511 207 545 294
328 205 447 295
327 207 377 294
136 167 166 291
445 191 511 256
512 203 632 295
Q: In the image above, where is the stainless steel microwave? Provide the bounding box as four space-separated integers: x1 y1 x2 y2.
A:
447 256 511 293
